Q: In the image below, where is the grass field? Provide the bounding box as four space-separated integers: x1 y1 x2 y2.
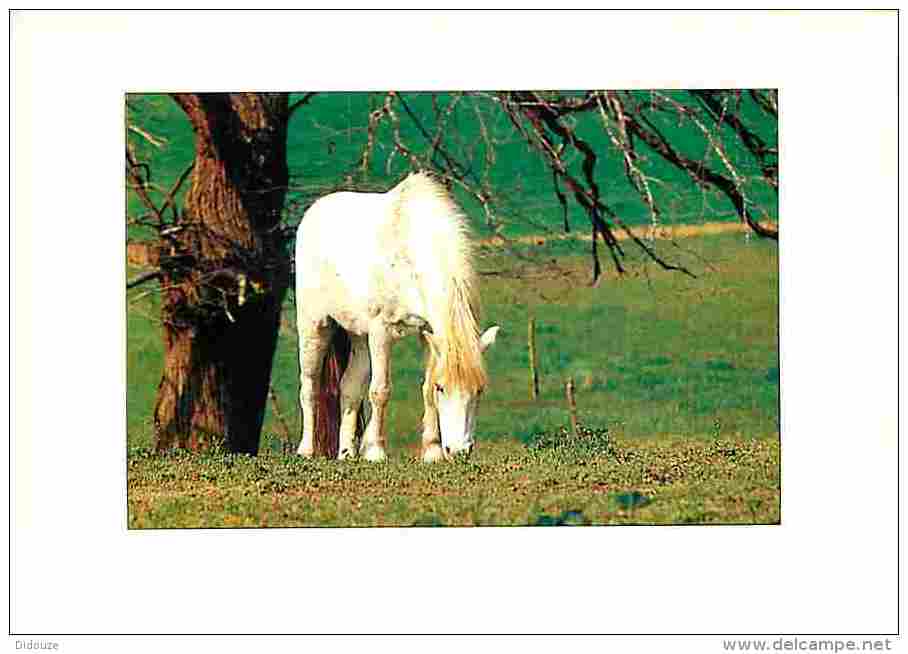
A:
127 232 780 527
128 437 779 528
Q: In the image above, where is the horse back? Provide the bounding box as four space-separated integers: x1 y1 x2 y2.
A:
294 189 423 333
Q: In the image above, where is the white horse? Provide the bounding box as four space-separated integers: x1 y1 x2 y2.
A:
294 172 500 462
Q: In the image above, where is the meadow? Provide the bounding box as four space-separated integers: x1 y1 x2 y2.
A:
127 92 779 527
127 231 780 527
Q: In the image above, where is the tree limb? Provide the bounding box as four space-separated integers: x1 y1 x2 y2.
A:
288 92 318 118
626 104 778 240
128 123 167 148
160 162 194 223
691 90 777 191
127 270 161 289
126 146 166 226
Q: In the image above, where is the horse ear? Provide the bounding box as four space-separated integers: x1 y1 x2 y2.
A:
480 325 500 353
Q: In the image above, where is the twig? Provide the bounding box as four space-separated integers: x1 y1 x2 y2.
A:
160 162 194 223
126 270 161 289
128 123 167 148
692 90 777 191
288 92 318 118
126 147 166 226
626 105 778 241
268 386 295 453
358 92 396 173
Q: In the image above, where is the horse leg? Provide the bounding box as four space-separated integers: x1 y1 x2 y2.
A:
337 334 370 460
297 320 332 457
361 329 392 462
420 376 444 463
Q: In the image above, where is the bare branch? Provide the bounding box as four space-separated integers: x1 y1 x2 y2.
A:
358 93 396 174
160 162 194 222
128 123 167 148
126 146 166 226
749 89 778 118
127 270 161 289
624 99 778 241
692 90 777 191
397 93 469 179
287 92 318 118
268 386 294 452
597 92 661 237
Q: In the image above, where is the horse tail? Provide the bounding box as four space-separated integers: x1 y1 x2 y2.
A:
315 327 366 457
314 328 348 458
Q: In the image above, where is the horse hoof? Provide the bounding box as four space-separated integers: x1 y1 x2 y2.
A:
337 448 355 461
362 445 387 463
297 447 314 458
421 444 444 463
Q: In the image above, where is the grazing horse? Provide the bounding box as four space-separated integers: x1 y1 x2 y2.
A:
295 172 500 462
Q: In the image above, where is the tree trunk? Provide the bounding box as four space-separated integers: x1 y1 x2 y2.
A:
153 93 290 455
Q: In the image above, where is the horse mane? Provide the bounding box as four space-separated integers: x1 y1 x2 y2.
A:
394 172 488 394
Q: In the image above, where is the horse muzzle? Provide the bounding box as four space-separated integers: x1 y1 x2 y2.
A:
443 443 474 460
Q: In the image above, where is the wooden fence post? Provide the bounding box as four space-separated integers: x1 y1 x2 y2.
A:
528 317 540 401
565 376 580 437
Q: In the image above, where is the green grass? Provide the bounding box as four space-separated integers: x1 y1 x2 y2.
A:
128 435 779 528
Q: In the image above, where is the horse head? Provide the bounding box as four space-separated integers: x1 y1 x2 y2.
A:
423 325 500 459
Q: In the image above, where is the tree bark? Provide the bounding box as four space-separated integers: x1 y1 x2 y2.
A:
153 93 290 455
